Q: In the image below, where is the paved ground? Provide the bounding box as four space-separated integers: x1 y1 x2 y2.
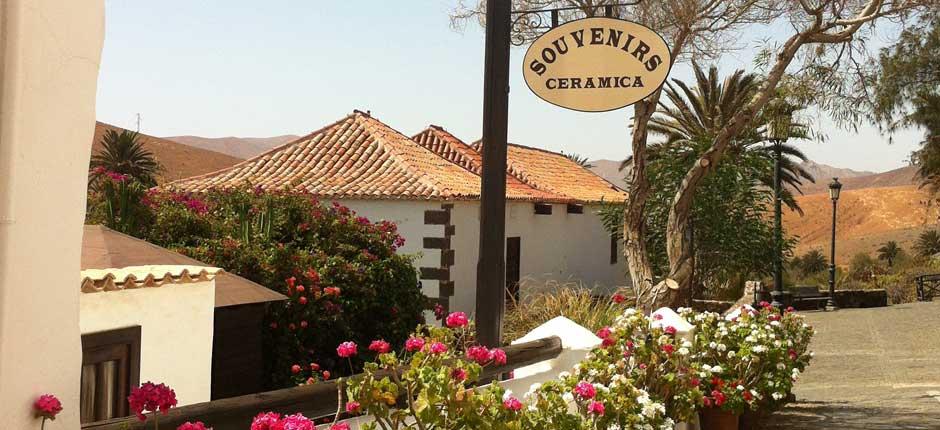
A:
767 301 940 429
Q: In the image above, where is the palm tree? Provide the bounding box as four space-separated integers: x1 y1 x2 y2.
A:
915 229 940 257
637 64 815 213
90 129 161 187
562 152 594 168
799 249 828 276
877 241 902 267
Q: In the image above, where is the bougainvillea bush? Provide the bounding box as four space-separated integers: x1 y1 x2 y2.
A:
679 303 814 414
91 185 427 388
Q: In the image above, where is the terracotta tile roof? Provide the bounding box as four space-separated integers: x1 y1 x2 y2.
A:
80 265 222 293
471 140 627 203
412 126 570 202
82 225 285 307
166 111 485 200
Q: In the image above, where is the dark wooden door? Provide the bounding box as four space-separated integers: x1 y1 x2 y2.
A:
506 237 521 304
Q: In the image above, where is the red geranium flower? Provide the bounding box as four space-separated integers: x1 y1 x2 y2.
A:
336 341 358 358
445 312 469 328
369 340 391 354
33 394 63 420
128 382 177 421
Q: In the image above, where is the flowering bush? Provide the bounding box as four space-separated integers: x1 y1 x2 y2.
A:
249 412 319 430
128 382 178 428
103 187 426 388
177 421 210 430
336 312 677 430
680 303 814 414
563 308 703 424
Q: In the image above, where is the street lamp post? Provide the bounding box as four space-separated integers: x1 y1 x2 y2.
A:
827 178 842 311
769 109 792 310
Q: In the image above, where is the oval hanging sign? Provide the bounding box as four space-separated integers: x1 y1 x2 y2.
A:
523 17 673 112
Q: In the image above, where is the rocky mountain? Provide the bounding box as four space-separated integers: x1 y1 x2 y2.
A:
796 163 917 195
91 122 243 183
164 134 300 159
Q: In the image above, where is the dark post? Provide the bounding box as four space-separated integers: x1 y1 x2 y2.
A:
476 0 511 347
770 141 786 309
827 177 842 311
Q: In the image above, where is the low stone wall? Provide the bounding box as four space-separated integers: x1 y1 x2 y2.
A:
832 289 888 308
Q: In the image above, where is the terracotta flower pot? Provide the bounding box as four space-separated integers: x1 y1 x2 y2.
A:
699 407 740 430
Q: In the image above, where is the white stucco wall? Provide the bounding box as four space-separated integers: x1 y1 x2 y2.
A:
337 199 445 300
0 1 104 428
79 281 216 406
450 201 629 314
335 199 628 317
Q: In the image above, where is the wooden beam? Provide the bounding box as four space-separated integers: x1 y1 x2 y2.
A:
439 280 455 297
440 249 455 267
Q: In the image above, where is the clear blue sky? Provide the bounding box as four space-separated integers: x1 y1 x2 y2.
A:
96 1 922 173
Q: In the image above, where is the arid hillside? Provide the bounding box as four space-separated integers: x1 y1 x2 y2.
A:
91 122 243 183
164 134 300 159
785 184 939 262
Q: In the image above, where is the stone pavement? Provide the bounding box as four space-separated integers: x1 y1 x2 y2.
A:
767 301 940 429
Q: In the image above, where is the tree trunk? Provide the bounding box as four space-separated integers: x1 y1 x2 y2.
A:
625 29 689 314
660 34 809 309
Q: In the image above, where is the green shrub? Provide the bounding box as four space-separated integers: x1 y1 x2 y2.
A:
95 185 427 388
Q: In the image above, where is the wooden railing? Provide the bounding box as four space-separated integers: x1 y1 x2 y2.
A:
82 336 563 430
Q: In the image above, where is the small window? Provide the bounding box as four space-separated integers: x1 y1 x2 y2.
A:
610 234 618 265
81 326 141 423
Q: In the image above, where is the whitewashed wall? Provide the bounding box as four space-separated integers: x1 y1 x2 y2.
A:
79 281 216 406
450 201 629 315
337 200 444 301
336 199 629 317
0 1 104 427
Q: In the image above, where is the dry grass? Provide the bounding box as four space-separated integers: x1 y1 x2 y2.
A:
503 279 632 342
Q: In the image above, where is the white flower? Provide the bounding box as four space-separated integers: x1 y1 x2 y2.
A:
558 371 571 380
771 321 781 327
753 345 766 353
678 347 690 356
736 385 745 391
727 351 736 358
777 363 786 370
562 392 574 402
772 392 784 400
717 344 727 352
709 341 718 349
681 340 693 349
502 390 514 401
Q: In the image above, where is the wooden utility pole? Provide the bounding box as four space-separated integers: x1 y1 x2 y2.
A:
475 0 512 347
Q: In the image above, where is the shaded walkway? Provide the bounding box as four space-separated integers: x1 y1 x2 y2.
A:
767 301 940 429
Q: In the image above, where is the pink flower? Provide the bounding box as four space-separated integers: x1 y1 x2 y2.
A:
433 304 446 321
345 401 361 413
573 381 596 399
596 327 612 339
369 340 391 354
451 368 467 382
662 344 675 354
490 348 507 365
429 342 448 355
664 326 677 335
466 346 491 364
503 396 523 411
588 401 605 416
602 338 615 347
638 363 647 370
337 341 358 358
331 423 350 430
278 413 315 430
291 364 302 374
177 422 208 430
653 313 664 320
445 312 469 328
786 306 795 313
33 394 62 420
128 382 177 421
405 336 425 352
611 293 626 304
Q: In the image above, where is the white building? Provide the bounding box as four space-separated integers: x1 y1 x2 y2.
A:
79 265 219 421
167 111 629 315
